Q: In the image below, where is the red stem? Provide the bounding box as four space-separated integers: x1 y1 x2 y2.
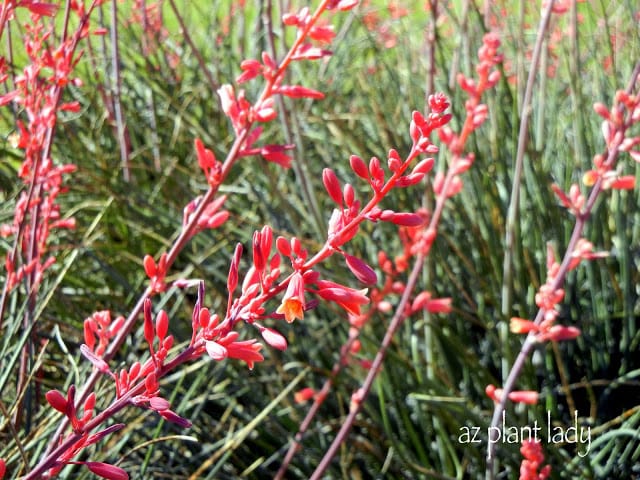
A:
308 150 466 478
485 60 640 477
39 0 335 466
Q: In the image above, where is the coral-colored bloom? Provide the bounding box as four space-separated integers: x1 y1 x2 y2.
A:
276 272 306 323
486 384 539 405
316 280 370 316
294 387 317 404
519 440 551 480
537 325 581 342
510 317 539 334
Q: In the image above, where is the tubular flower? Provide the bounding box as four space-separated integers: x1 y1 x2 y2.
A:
276 272 306 323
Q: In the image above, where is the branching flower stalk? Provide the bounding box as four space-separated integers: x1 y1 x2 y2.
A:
0 0 104 434
308 33 503 479
36 0 357 468
4 1 392 478
486 60 640 477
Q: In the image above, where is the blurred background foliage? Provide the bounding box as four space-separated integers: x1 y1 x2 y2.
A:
1 0 639 478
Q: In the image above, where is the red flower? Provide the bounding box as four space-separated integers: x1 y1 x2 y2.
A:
276 272 306 323
315 280 370 316
486 384 539 405
294 387 317 404
519 440 551 480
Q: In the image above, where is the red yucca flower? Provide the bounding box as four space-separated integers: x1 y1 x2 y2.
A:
519 440 551 480
276 272 306 323
485 384 539 405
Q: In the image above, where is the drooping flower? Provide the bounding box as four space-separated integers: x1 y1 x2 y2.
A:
276 272 306 323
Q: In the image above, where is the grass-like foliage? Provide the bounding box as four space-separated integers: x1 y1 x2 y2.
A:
1 1 639 479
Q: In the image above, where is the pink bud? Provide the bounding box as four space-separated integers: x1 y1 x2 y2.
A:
509 317 538 334
84 393 96 413
46 390 68 414
260 327 288 351
411 291 431 312
194 138 216 169
85 462 129 480
369 157 384 183
260 225 273 257
432 171 445 195
80 344 111 373
350 155 369 179
294 387 316 403
487 70 501 86
343 183 355 207
344 253 378 285
149 396 171 411
83 321 96 351
282 13 299 25
425 298 452 314
253 231 266 271
291 237 303 256
452 155 474 175
610 175 636 190
593 102 610 120
396 173 424 187
228 243 242 293
412 158 435 175
199 308 211 329
322 168 343 205
277 85 325 99
485 384 498 402
409 119 420 144
276 236 291 256
159 409 192 428
129 362 141 381
380 210 425 227
508 390 539 405
143 255 156 277
387 149 402 172
143 299 154 347
155 310 169 341
336 0 358 11
204 211 229 229
445 176 464 197
145 372 158 394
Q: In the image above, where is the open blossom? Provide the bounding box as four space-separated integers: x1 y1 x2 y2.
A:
205 332 264 369
276 272 306 323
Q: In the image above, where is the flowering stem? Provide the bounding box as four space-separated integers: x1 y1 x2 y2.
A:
309 158 465 479
486 59 640 478
25 341 201 480
41 0 336 463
